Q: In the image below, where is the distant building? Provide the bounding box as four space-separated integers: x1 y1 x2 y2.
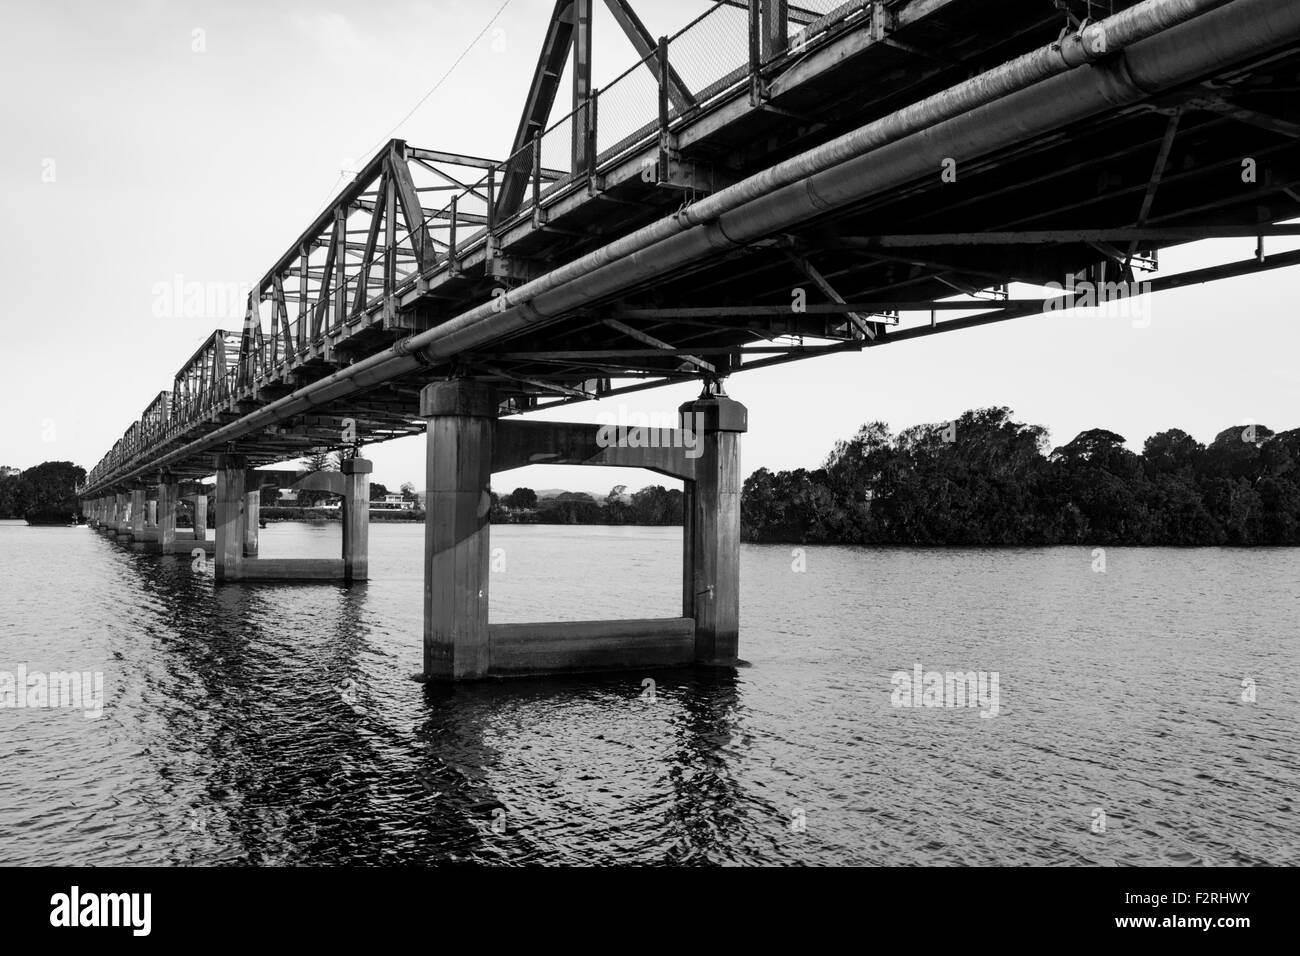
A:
371 493 414 512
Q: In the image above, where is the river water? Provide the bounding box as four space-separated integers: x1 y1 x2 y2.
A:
0 519 1296 865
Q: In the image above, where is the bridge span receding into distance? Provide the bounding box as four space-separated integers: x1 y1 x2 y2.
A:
78 0 1300 679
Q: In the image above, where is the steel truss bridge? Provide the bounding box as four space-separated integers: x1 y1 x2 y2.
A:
80 0 1300 491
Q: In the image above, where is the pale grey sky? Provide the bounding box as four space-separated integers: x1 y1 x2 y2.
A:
2 0 1297 496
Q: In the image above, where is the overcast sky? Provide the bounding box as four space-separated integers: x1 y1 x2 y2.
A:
2 0 1297 496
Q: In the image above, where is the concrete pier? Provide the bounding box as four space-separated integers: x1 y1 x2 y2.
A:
208 457 368 583
422 381 494 680
130 486 145 542
342 457 371 584
158 478 177 553
419 378 747 681
215 454 246 583
89 484 211 553
679 393 746 666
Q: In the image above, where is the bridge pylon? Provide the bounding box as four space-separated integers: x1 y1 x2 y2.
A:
420 378 747 681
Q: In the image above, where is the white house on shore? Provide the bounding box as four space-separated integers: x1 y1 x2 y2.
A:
371 493 414 512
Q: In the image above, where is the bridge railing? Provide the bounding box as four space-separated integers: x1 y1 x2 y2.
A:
228 0 877 395
141 391 171 450
172 330 240 427
229 142 514 397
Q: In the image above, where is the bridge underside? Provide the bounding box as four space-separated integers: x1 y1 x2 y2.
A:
79 0 1300 678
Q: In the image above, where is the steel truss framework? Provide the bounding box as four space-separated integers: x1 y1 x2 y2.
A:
82 0 1300 496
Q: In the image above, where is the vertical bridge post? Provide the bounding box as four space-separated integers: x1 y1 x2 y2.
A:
130 484 145 542
762 0 788 60
193 489 208 543
158 474 177 553
341 457 372 584
680 392 747 666
421 380 496 680
243 489 260 557
215 454 246 582
572 0 593 174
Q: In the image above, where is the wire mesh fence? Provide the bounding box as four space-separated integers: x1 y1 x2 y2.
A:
594 51 661 161
664 1 750 115
540 106 578 186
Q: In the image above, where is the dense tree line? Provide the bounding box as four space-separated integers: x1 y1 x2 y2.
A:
0 461 86 524
741 407 1300 546
493 485 683 526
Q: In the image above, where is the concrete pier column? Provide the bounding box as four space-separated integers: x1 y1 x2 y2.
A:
158 477 177 553
116 493 128 535
681 482 696 618
193 493 208 541
215 455 247 582
341 457 372 584
146 499 158 528
243 490 260 557
421 381 496 680
679 391 748 666
130 485 146 541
